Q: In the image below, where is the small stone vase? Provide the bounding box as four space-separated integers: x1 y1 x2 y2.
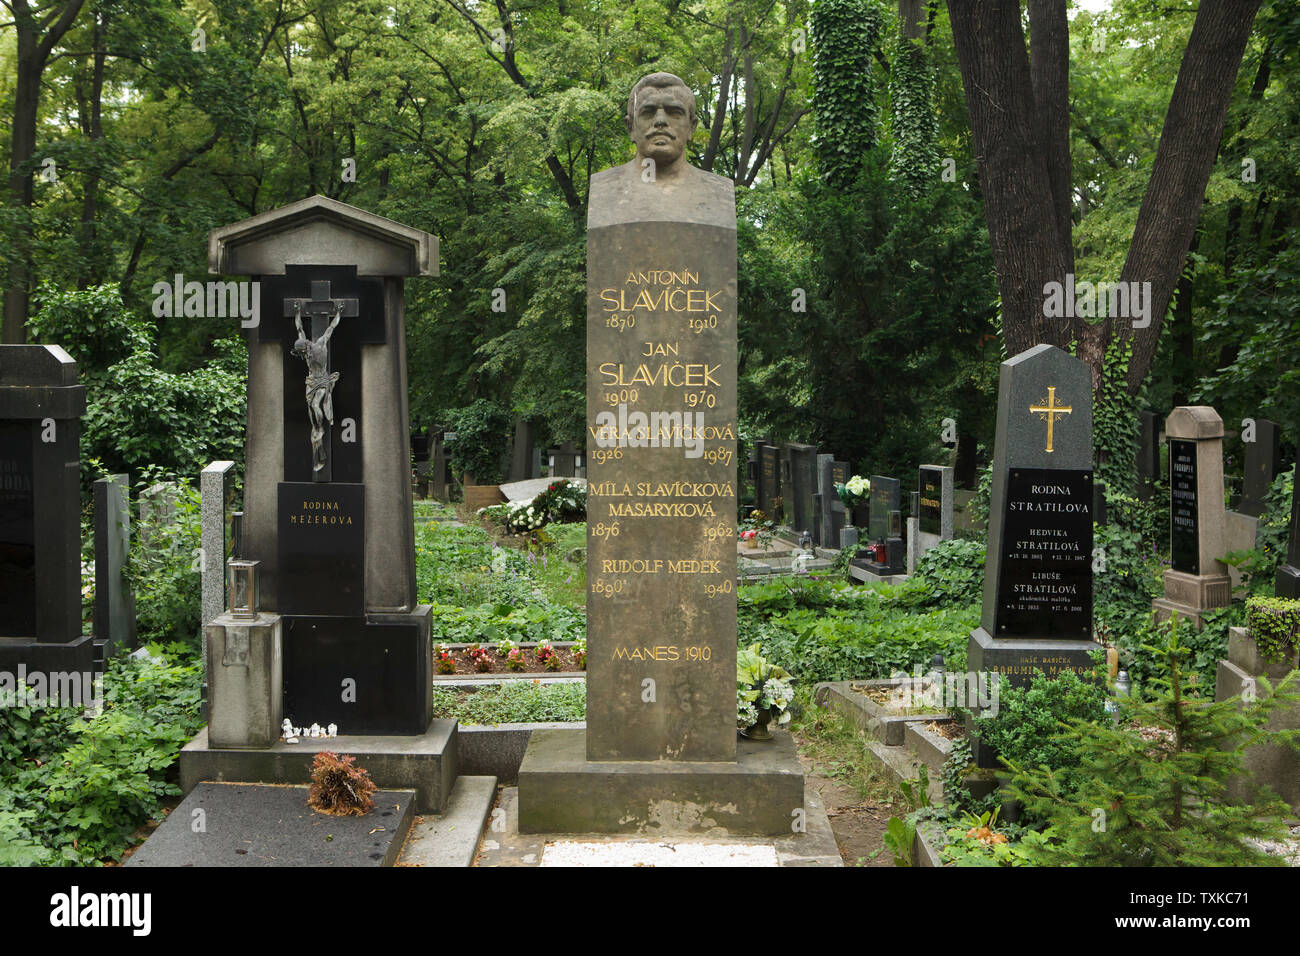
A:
740 709 774 741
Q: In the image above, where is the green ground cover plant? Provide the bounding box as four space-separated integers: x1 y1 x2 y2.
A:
429 681 586 724
0 646 203 865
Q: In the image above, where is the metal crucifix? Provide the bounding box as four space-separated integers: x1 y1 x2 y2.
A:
283 280 359 481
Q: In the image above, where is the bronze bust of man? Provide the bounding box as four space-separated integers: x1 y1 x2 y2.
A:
589 72 733 227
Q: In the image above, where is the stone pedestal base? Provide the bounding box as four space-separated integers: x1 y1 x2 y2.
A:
850 537 906 578
1215 626 1300 814
966 627 1103 768
281 605 432 735
179 719 459 813
206 612 282 749
517 727 804 836
0 634 96 680
1152 569 1232 629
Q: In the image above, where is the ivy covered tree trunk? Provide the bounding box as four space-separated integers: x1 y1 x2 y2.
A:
810 0 882 187
888 1 939 199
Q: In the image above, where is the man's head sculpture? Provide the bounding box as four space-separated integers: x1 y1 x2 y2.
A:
624 72 697 172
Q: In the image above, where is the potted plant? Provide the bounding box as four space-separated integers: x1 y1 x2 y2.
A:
736 643 794 740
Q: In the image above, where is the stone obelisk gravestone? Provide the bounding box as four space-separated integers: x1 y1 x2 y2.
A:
968 345 1099 763
181 197 459 814
518 74 802 835
0 345 94 675
1152 406 1232 628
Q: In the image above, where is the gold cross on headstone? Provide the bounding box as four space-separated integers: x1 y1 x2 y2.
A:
1030 386 1072 453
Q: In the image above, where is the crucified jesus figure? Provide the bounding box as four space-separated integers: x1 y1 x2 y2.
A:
291 300 342 473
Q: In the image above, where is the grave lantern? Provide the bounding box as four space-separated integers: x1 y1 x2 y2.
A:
228 559 260 621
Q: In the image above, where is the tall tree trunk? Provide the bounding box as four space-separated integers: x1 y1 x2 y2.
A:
946 0 1261 398
78 13 107 290
946 0 1073 356
1028 0 1072 273
1170 233 1199 408
4 0 88 343
1119 0 1263 393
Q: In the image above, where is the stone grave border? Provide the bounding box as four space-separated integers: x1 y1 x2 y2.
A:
813 677 1007 866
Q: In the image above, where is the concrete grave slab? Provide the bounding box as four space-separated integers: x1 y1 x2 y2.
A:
126 782 413 867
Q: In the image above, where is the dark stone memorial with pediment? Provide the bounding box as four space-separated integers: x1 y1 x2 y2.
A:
1152 407 1232 629
180 196 459 814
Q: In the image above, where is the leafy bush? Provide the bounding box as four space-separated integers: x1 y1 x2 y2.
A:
445 399 512 484
1245 596 1300 663
908 537 987 607
0 647 202 864
31 283 246 484
1116 608 1237 700
973 667 1109 793
427 602 585 646
743 598 978 684
1092 522 1163 644
1105 487 1168 552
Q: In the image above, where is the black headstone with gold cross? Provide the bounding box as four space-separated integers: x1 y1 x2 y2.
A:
967 344 1100 763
